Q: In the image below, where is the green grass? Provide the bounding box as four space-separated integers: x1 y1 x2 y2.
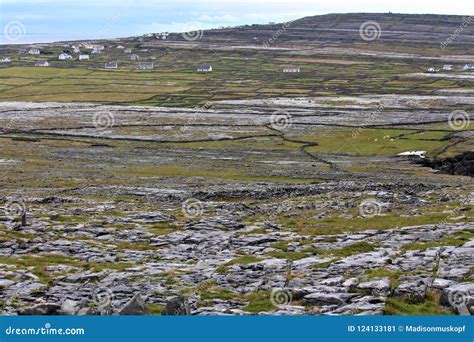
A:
278 211 472 236
0 254 133 284
200 288 238 301
147 304 165 315
226 255 263 266
267 251 309 261
242 291 275 313
400 228 474 253
364 268 404 288
305 128 449 155
384 292 451 315
318 241 378 258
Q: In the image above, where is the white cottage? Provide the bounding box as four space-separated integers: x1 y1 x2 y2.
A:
197 64 212 72
59 53 72 60
138 62 154 70
105 61 118 69
79 54 90 60
28 48 40 55
283 65 300 73
35 60 49 67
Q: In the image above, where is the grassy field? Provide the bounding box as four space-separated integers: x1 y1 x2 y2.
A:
0 44 473 106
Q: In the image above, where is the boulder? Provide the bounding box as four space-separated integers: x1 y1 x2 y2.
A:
162 297 190 315
357 278 391 296
18 303 62 315
118 294 149 315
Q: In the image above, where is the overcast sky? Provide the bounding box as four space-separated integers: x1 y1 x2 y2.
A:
1 0 473 44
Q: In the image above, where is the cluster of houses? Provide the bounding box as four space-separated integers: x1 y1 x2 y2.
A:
427 64 474 73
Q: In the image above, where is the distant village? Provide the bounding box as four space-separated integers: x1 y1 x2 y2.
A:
0 39 473 74
0 41 304 74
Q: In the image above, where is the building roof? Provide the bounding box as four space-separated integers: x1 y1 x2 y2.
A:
35 60 49 66
197 64 212 69
105 61 118 68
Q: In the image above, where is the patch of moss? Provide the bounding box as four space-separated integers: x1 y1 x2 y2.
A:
226 255 263 266
318 241 378 258
147 304 165 315
364 268 403 288
384 292 452 315
401 229 474 253
242 291 275 313
200 287 238 301
266 251 309 261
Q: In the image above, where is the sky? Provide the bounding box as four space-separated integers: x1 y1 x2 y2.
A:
0 0 473 44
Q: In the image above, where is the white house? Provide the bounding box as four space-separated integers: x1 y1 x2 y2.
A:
156 32 169 40
124 48 132 54
79 54 90 60
116 45 125 49
0 57 11 63
35 60 49 67
92 45 105 51
138 62 153 70
28 48 40 55
427 67 440 73
463 64 474 70
91 49 102 55
442 64 453 71
130 54 140 61
73 46 81 54
197 64 212 72
59 53 72 60
283 65 300 73
105 61 118 69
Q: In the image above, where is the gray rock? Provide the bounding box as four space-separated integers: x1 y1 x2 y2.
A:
303 292 354 306
18 303 62 315
118 294 149 315
60 299 80 315
357 278 391 295
162 297 191 315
